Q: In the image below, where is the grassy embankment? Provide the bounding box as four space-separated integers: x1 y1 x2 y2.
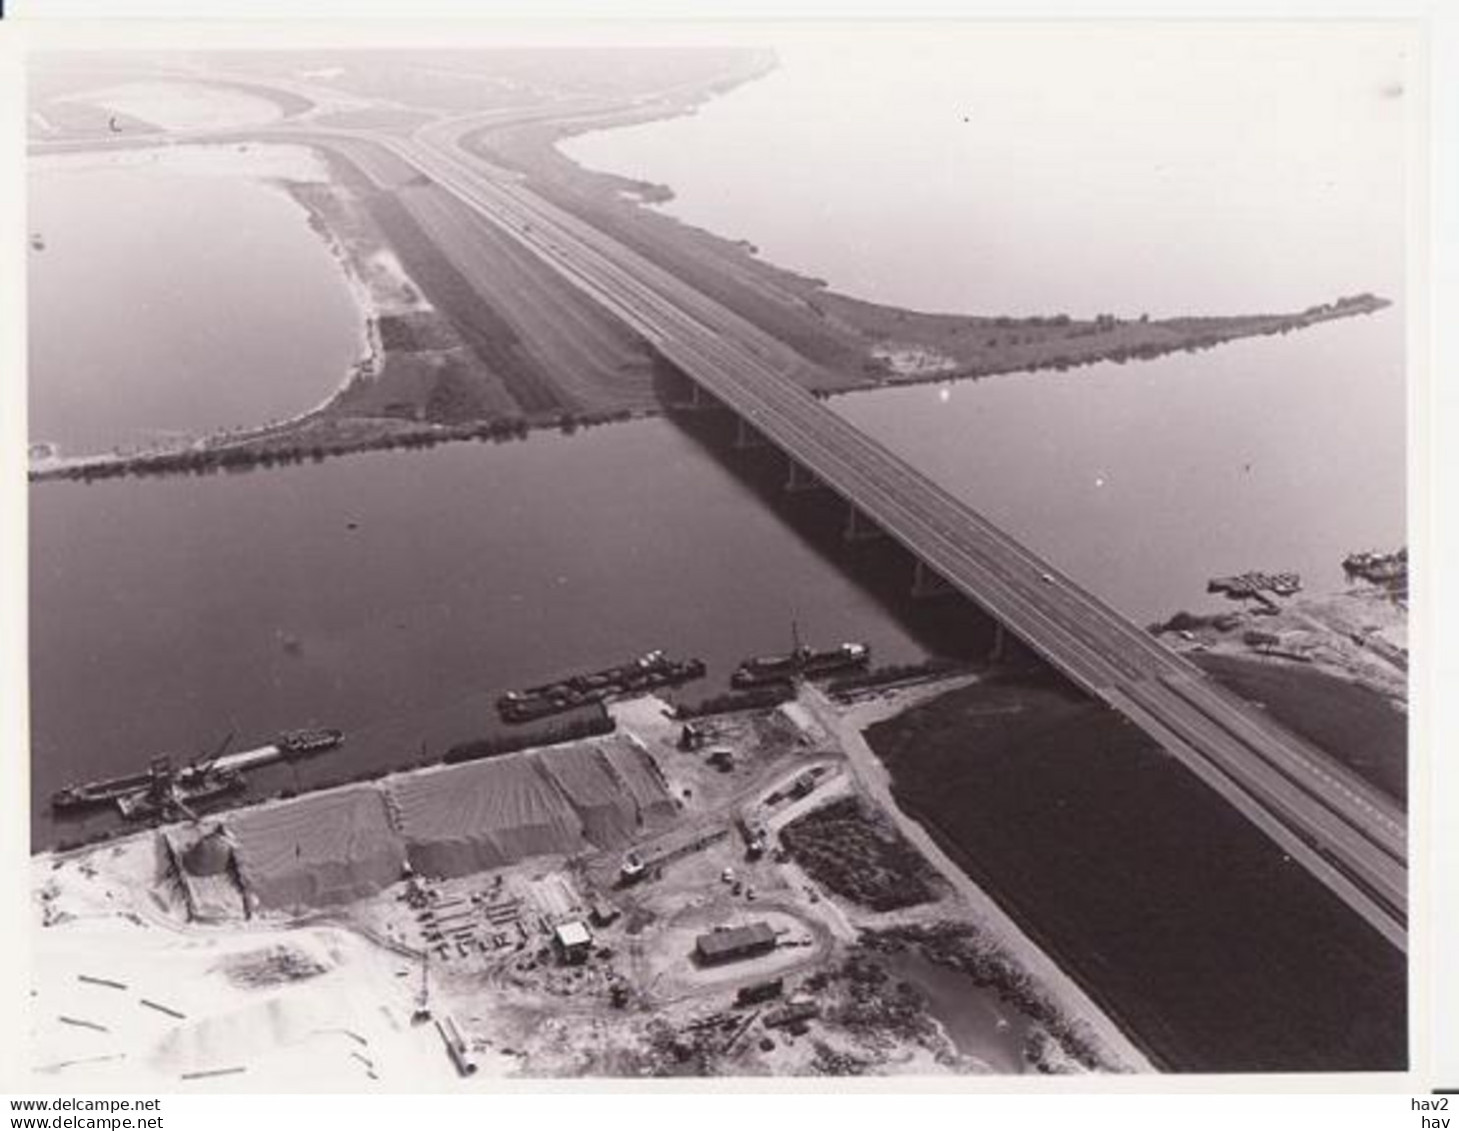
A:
1194 653 1407 805
863 671 1406 1073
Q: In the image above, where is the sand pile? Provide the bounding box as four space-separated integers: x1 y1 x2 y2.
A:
227 788 406 911
389 756 586 877
597 736 679 826
148 994 334 1076
163 827 246 922
536 744 639 849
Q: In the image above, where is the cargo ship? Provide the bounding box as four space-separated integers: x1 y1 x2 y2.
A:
730 639 871 689
497 650 707 724
51 767 158 814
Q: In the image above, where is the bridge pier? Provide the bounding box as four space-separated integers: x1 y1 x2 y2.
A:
988 621 1007 663
784 459 822 494
842 505 885 544
672 382 722 412
734 416 770 450
911 559 955 600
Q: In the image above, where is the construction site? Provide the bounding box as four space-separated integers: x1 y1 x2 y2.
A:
29 682 1147 1085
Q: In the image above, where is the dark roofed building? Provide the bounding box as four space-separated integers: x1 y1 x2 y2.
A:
694 922 777 965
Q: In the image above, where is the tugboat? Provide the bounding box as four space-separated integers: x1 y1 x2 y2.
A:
497 650 707 724
730 625 871 689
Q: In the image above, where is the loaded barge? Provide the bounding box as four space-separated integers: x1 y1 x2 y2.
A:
730 640 871 689
51 727 344 819
497 650 706 723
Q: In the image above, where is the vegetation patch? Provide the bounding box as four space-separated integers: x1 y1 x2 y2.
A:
779 796 943 911
864 673 1406 1073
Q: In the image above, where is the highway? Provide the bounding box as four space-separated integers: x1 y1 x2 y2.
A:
386 115 1408 951
30 93 1409 951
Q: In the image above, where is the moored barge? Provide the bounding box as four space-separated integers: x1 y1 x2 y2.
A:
730 641 871 689
497 650 707 723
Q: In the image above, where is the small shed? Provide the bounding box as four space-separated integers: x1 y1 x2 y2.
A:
554 920 593 965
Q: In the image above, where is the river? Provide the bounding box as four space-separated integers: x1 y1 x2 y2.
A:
29 33 1407 848
29 419 963 847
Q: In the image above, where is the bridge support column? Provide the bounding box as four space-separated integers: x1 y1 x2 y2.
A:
784 459 821 493
675 382 719 412
988 622 1007 663
911 560 954 600
842 505 884 544
734 416 769 450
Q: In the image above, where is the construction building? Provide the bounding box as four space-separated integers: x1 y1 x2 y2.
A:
694 922 777 966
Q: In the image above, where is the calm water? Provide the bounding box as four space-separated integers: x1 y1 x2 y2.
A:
564 27 1407 316
30 421 954 847
562 27 1408 615
28 151 363 457
839 310 1405 621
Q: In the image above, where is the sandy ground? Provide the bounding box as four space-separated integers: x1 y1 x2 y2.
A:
31 142 334 183
1158 585 1407 708
29 840 459 1091
62 81 285 132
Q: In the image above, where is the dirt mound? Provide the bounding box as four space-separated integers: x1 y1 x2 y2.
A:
214 944 331 990
227 788 406 911
389 755 586 877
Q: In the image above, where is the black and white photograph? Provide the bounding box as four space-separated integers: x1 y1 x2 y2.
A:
5 7 1444 1100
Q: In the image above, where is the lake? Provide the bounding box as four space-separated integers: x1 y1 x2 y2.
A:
28 145 365 458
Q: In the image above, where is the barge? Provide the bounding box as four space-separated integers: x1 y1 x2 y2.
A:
730 641 871 689
51 727 344 816
276 727 344 757
496 650 706 723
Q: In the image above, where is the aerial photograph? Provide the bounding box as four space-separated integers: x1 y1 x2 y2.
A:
23 24 1410 1086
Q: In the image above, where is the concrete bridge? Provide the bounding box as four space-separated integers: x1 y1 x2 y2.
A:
392 120 1407 951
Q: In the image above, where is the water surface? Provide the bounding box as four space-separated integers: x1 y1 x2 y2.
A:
29 149 363 457
30 421 947 847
